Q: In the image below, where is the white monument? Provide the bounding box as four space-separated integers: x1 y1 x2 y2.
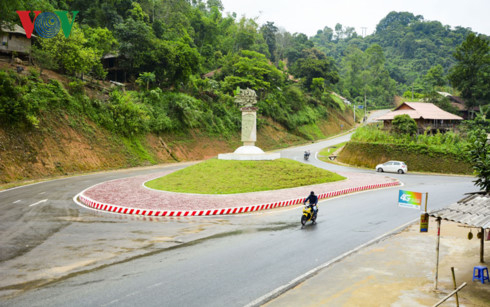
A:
218 88 280 161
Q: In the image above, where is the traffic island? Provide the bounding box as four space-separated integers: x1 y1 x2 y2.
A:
75 170 401 217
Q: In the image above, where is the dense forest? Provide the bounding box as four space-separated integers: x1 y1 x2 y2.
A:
1 1 489 138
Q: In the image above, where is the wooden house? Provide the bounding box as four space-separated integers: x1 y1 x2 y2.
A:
376 102 463 133
102 53 125 82
0 24 33 55
437 91 478 119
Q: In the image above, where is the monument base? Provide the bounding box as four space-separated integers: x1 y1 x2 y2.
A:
218 146 280 161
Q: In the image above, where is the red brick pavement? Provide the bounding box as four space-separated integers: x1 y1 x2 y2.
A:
77 169 400 216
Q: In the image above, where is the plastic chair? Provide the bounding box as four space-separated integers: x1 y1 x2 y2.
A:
473 266 490 284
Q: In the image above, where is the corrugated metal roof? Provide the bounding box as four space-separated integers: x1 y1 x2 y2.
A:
429 193 490 229
1 24 29 36
376 102 463 121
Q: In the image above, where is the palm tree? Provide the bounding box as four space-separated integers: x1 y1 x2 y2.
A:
138 72 155 90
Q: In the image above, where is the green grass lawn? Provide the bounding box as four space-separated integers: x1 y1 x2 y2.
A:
145 158 345 194
318 142 347 162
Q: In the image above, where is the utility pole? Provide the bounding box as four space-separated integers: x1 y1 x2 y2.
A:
353 103 356 123
364 90 367 122
361 27 367 37
434 217 442 290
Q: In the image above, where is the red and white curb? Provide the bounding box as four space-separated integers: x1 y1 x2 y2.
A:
76 181 401 217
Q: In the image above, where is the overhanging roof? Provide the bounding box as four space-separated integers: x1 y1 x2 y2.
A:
429 193 490 229
1 24 33 37
376 102 463 121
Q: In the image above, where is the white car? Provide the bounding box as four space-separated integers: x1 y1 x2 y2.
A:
375 161 408 174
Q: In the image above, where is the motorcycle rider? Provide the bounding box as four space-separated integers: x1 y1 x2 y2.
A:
304 150 310 160
303 191 318 221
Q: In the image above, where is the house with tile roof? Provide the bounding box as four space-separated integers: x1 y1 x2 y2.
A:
376 102 463 133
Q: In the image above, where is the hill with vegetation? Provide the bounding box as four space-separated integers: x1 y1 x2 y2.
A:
312 11 488 108
0 62 355 184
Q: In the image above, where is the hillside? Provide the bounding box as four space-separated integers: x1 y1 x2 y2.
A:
0 62 355 185
311 11 489 109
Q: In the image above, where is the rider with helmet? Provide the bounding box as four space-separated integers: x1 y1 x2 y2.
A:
303 191 318 221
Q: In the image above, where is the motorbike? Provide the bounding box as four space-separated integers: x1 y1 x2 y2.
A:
304 150 310 161
301 204 317 226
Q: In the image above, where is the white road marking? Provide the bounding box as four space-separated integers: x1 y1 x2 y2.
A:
100 299 119 307
147 282 163 289
13 200 21 204
124 290 140 298
29 199 48 207
39 192 46 195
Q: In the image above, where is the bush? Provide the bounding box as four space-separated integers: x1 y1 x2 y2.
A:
0 70 68 127
107 90 150 136
68 80 86 95
392 114 417 135
0 70 27 125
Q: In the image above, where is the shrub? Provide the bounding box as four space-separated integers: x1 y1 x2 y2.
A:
107 90 150 136
392 114 417 135
68 80 86 95
0 70 42 127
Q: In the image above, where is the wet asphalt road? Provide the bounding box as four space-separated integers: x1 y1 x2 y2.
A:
0 113 477 306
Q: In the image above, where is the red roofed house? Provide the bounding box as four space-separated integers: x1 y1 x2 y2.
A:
376 102 463 133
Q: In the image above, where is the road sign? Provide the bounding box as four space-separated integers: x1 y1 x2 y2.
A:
398 190 422 210
358 105 364 109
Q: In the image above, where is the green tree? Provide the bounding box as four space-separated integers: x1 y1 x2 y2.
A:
448 33 490 117
341 46 366 99
392 114 417 135
340 44 396 107
285 33 314 65
137 72 156 90
311 77 325 99
219 50 283 94
260 21 278 62
424 64 446 89
291 48 338 90
466 129 490 192
82 26 119 56
31 45 59 76
36 25 102 79
151 39 201 88
115 18 155 77
127 2 150 23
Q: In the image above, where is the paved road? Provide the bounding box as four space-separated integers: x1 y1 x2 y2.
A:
0 113 476 306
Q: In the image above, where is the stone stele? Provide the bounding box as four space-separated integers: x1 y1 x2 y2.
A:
218 88 280 160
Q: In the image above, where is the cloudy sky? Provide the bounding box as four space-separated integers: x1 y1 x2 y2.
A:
220 0 489 37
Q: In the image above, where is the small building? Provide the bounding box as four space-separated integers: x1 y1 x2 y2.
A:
102 53 125 83
376 102 463 133
0 24 33 55
437 91 478 119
